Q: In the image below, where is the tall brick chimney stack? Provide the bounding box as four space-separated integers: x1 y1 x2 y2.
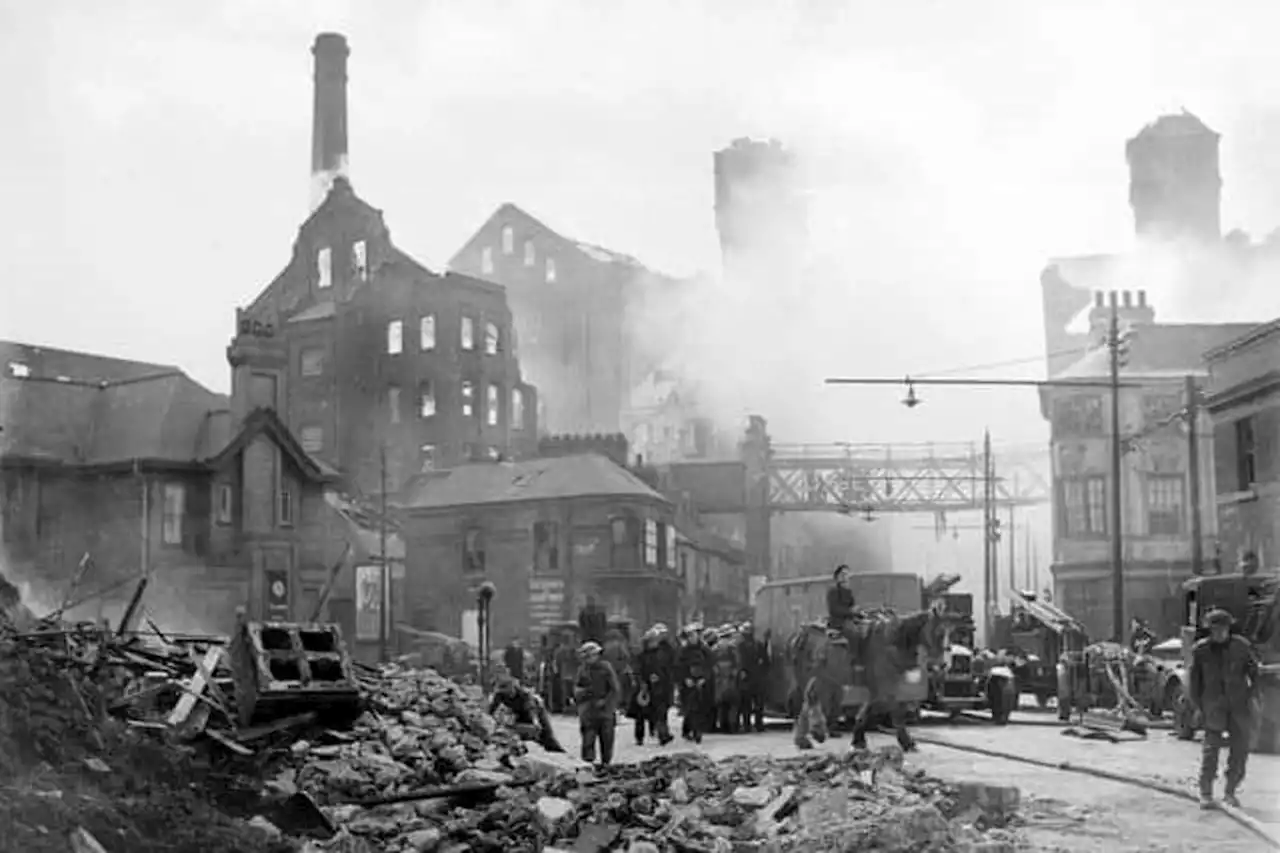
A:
310 33 350 212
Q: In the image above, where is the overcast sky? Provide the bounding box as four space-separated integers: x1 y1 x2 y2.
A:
3 0 1280 448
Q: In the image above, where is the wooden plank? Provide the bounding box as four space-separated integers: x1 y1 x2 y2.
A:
167 647 222 728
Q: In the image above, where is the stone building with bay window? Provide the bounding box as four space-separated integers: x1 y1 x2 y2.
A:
396 434 681 641
1038 292 1251 640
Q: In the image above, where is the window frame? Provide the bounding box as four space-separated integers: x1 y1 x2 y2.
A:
484 321 500 356
162 483 185 546
418 381 436 419
486 383 500 427
1236 416 1257 490
545 257 557 283
511 387 525 430
523 240 535 266
214 483 233 526
419 314 436 351
299 346 325 377
460 316 476 351
481 247 494 274
461 380 475 418
463 528 486 574
501 225 514 255
533 520 560 573
387 386 401 424
644 518 659 566
278 484 295 527
317 246 332 289
1060 474 1107 538
387 319 403 355
300 425 324 453
1145 473 1185 537
352 239 368 282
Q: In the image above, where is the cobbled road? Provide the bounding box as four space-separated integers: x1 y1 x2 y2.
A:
549 706 1280 852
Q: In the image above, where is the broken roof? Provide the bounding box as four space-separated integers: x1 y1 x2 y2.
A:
450 202 659 275
398 453 667 512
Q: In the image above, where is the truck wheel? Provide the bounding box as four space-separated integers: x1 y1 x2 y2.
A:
1035 691 1051 709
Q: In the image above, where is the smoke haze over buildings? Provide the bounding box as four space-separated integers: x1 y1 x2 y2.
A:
4 1 1280 448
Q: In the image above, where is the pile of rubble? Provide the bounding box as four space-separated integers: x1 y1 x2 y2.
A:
0 588 1023 852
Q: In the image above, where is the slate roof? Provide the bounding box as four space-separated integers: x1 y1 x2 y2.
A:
1055 323 1257 380
399 453 666 511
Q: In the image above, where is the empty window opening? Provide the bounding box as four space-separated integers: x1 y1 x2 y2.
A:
299 630 337 653
534 521 560 572
418 382 436 418
309 658 344 682
268 657 303 682
300 347 325 376
420 444 437 472
387 320 403 355
352 240 368 281
481 247 494 274
420 314 436 351
484 322 500 355
388 386 401 424
502 225 514 255
461 316 475 350
524 240 536 266
486 383 500 426
162 483 185 545
260 627 292 651
511 387 525 429
300 426 324 453
461 381 475 417
1236 416 1257 490
464 528 485 573
545 257 557 283
317 246 332 289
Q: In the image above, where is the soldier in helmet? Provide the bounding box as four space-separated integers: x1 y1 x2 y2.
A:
675 624 711 743
574 641 621 767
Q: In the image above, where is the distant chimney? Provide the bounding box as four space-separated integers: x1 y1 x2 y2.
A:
1087 289 1156 339
310 33 350 212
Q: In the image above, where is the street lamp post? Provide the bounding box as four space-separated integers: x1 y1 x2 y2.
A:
477 582 496 693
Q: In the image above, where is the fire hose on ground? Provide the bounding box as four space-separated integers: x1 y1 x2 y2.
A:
901 730 1280 850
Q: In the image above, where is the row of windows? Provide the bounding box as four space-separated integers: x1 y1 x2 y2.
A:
316 241 368 289
160 481 295 546
462 516 678 575
1059 473 1187 538
480 226 557 283
386 315 501 356
385 383 526 427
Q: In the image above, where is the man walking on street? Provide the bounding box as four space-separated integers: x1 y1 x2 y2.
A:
574 641 620 767
676 626 711 743
634 624 676 746
1189 608 1259 809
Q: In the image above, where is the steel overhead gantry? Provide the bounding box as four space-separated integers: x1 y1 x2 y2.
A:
765 441 1050 514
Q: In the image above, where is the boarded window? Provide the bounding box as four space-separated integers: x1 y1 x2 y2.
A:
418 382 436 418
162 483 185 545
501 225 514 255
420 314 436 351
388 386 401 424
545 257 557 283
534 521 560 572
300 347 325 376
486 384 500 426
317 246 332 288
523 240 535 266
461 381 475 417
461 317 475 351
481 247 494 274
511 388 525 429
1146 474 1185 536
387 320 403 355
484 321 500 355
300 426 323 452
352 240 367 281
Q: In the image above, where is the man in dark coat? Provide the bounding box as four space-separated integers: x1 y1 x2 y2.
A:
574 641 621 766
1189 608 1259 809
827 564 856 629
739 624 768 732
489 674 565 753
634 624 675 746
675 626 711 743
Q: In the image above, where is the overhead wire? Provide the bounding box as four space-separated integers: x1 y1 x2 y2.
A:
911 344 1094 379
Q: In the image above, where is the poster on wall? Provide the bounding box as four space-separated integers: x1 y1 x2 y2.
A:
354 565 383 642
528 577 565 631
264 569 290 621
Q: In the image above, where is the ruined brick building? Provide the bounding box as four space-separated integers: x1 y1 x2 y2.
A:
234 34 538 498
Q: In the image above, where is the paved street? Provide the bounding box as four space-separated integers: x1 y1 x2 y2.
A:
548 709 1279 852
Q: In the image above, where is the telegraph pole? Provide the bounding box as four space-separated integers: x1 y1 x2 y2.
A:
1185 375 1204 576
379 444 390 663
1107 294 1125 642
982 430 994 646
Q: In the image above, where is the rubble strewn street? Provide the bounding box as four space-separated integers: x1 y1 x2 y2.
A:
0 598 1028 853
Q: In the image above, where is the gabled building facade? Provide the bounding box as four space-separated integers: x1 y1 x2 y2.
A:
233 35 538 498
0 341 361 633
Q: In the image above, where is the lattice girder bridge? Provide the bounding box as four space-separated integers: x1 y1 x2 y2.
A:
766 442 1050 514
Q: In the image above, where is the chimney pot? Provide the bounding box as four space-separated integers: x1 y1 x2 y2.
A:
1108 291 1118 307
1094 292 1105 307
1137 290 1147 307
1123 290 1133 307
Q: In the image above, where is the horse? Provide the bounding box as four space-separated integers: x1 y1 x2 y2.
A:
847 604 949 751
